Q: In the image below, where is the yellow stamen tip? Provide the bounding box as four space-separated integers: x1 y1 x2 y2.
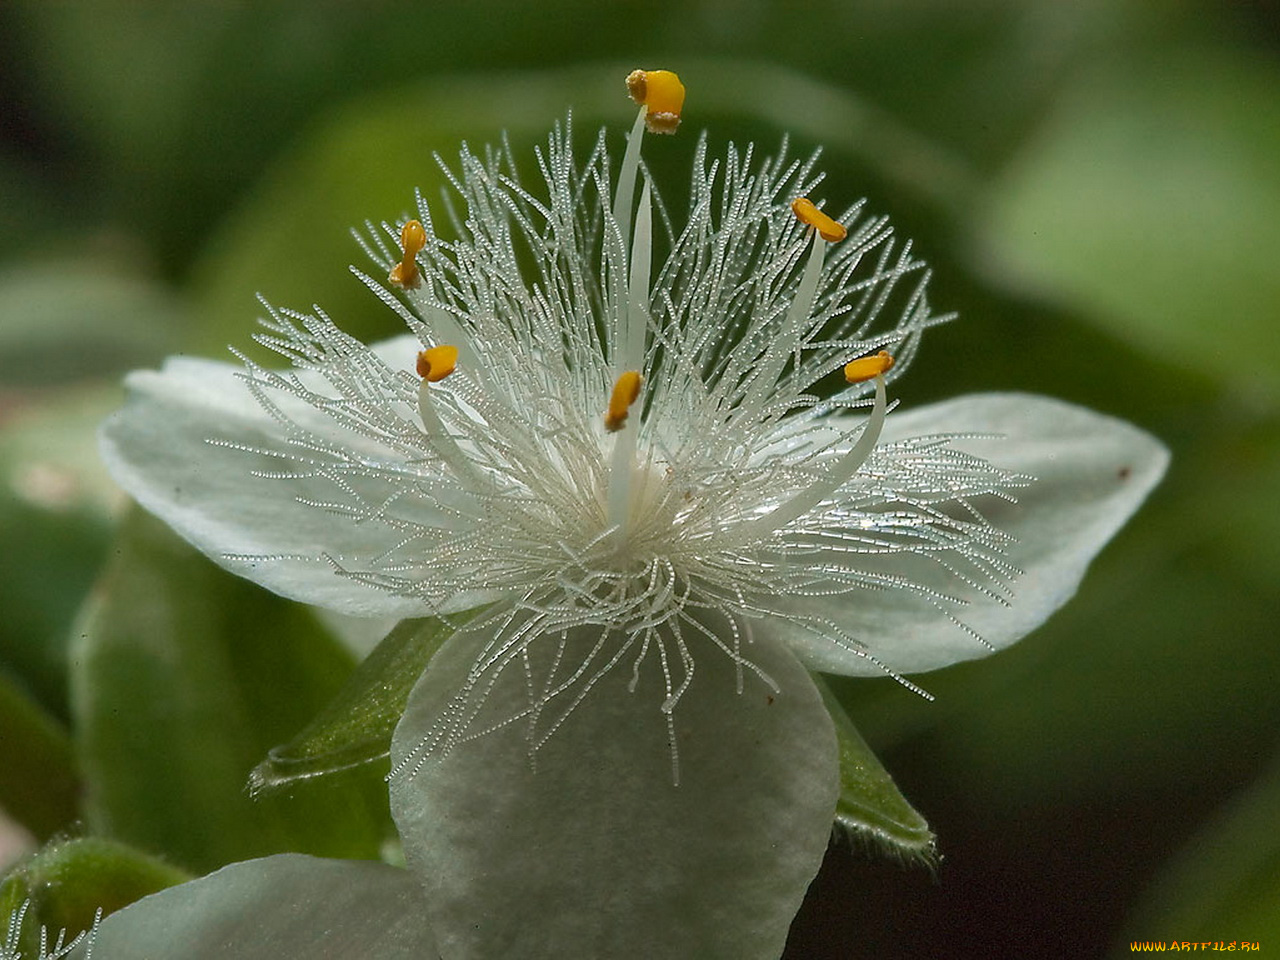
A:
626 69 685 135
791 197 847 243
389 219 427 289
844 350 895 384
417 344 459 383
604 370 643 432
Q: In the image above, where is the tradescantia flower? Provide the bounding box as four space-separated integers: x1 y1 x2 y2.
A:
97 70 1166 959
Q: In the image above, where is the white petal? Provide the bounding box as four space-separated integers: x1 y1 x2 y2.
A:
98 338 471 618
759 392 1168 676
389 625 839 960
76 854 433 959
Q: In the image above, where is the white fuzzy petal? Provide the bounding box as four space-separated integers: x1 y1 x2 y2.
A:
758 392 1169 676
73 855 432 958
389 624 839 960
98 343 486 618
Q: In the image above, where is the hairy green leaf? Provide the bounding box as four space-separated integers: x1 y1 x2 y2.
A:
0 670 77 840
816 676 934 863
72 509 391 872
249 613 477 795
0 837 189 956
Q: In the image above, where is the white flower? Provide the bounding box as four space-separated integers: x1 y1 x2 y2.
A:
98 72 1167 960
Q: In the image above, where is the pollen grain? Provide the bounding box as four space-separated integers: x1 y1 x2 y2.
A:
791 198 847 243
389 219 427 289
844 350 895 384
604 370 643 432
626 69 685 135
417 344 459 383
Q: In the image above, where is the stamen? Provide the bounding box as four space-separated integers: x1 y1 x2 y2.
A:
417 344 459 383
389 219 426 288
741 207 828 416
620 178 653 372
791 197 847 243
604 370 643 432
614 69 683 250
743 355 895 538
612 108 647 249
605 163 657 548
626 69 685 135
605 370 643 543
843 350 894 384
417 371 487 488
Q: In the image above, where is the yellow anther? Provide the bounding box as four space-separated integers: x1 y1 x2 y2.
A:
389 219 426 289
604 370 643 432
626 69 685 135
791 197 847 243
844 350 895 384
416 344 459 383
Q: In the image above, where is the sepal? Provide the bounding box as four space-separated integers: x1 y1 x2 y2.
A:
816 676 935 864
1 838 188 958
249 611 482 794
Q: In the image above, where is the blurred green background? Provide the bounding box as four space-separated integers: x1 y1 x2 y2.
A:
1 1 1277 956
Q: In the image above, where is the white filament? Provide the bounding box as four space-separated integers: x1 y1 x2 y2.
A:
606 177 653 546
744 373 889 538
623 177 653 373
2 901 101 960
741 229 827 417
611 108 647 256
416 382 490 492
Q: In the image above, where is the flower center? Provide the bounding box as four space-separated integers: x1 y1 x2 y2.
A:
397 72 897 581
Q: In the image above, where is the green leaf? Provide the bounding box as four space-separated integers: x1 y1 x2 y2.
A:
71 508 392 873
1112 752 1280 953
0 669 77 840
0 836 190 956
978 46 1280 397
0 386 123 517
0 387 121 720
249 613 476 795
0 160 68 260
815 675 934 863
0 262 184 387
